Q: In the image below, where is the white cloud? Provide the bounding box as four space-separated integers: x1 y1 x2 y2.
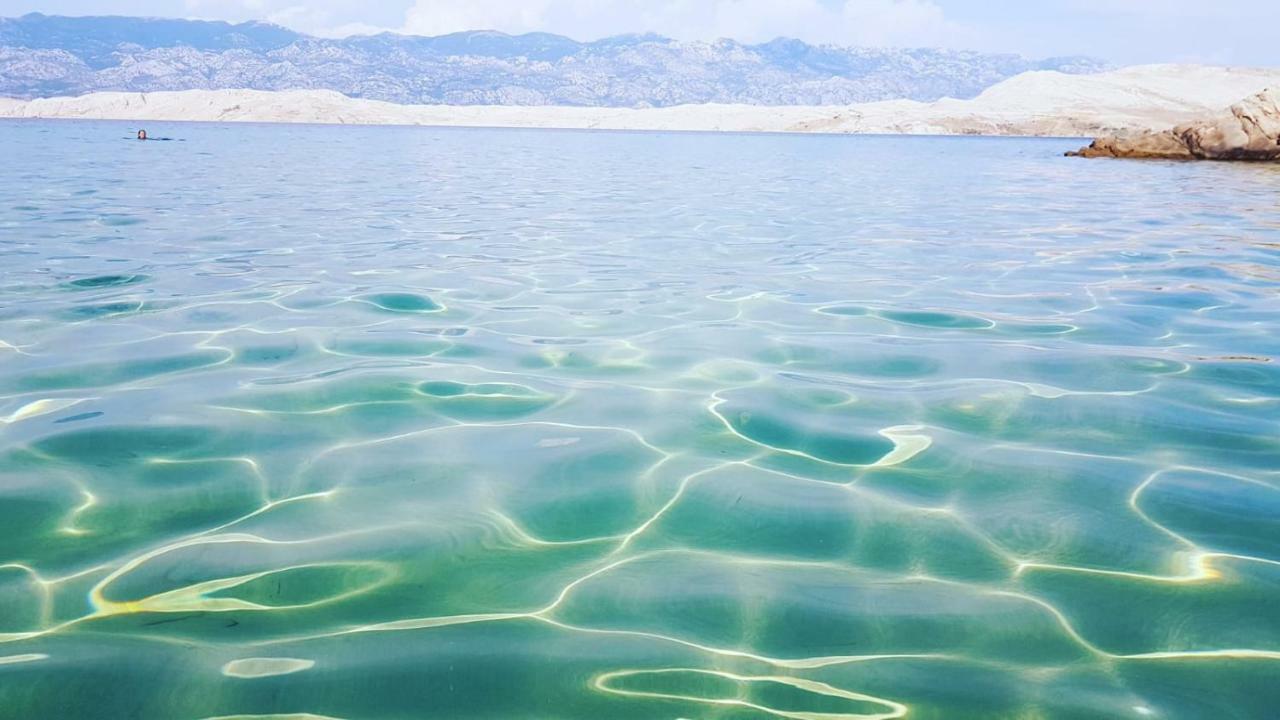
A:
402 0 974 47
180 0 402 36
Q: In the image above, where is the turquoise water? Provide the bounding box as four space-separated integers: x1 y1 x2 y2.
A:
1 121 1278 719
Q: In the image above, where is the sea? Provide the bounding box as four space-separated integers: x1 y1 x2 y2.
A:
1 120 1278 719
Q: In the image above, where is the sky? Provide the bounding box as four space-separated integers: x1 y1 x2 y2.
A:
5 0 1279 66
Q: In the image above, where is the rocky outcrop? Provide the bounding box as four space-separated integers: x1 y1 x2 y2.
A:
1069 89 1280 160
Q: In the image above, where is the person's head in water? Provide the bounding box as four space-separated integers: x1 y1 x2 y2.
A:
137 129 147 140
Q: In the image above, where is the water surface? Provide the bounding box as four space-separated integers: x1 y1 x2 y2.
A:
1 121 1278 719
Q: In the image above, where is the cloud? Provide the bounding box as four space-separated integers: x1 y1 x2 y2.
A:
402 0 973 47
181 0 404 36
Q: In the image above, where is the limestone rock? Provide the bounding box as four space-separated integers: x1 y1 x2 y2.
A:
1069 89 1280 160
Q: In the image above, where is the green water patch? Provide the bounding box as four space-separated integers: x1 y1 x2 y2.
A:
0 619 723 720
640 464 858 559
914 447 1183 575
1114 288 1228 311
805 656 1046 719
0 454 92 557
639 464 1007 581
556 555 1087 664
234 343 304 365
647 406 767 464
325 335 452 358
1184 358 1280 392
0 349 227 393
95 534 337 608
34 426 221 467
923 386 1030 436
1009 354 1186 393
0 442 265 574
927 391 1280 469
62 300 149 320
506 432 671 542
1140 470 1280 561
359 293 443 313
1021 555 1280 657
229 377 421 414
1115 654 1280 720
218 376 471 440
838 355 943 378
229 374 556 426
756 344 942 379
0 566 43 634
207 563 394 608
415 381 556 420
599 669 893 716
300 423 671 545
27 435 264 523
878 309 995 330
713 385 897 466
64 274 149 290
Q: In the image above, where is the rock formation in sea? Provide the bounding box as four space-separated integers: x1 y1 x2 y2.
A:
1068 89 1280 160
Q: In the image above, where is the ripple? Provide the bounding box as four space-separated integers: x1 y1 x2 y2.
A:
712 385 898 466
1141 470 1280 561
324 335 452 358
3 126 1278 719
222 657 316 679
63 300 148 320
206 564 395 610
359 292 443 313
98 214 144 227
65 274 149 290
596 668 906 719
817 305 871 317
878 310 995 330
415 381 556 420
2 349 229 392
555 554 1088 664
0 654 47 666
53 411 104 424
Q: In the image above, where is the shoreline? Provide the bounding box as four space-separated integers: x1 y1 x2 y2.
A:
2 65 1278 139
0 113 1097 140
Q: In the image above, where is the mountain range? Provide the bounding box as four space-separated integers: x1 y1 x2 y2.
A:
0 13 1108 107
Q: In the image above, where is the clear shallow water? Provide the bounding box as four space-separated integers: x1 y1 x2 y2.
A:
1 120 1278 720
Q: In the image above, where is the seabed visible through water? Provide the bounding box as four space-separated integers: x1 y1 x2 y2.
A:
0 121 1278 719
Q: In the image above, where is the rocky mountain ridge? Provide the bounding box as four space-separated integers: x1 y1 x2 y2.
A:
0 12 1107 107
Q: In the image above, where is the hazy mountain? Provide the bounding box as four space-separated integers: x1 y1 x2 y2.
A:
0 13 1108 107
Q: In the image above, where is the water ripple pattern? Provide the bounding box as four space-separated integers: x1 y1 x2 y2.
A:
1 121 1279 719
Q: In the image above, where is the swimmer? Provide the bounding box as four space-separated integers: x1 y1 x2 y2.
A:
129 129 179 141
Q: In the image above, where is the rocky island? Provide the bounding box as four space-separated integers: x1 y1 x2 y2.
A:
1068 89 1280 160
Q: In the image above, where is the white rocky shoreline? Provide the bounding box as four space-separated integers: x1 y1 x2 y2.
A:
3 64 1280 139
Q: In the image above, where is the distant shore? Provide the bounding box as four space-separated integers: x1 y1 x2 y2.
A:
3 64 1278 138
